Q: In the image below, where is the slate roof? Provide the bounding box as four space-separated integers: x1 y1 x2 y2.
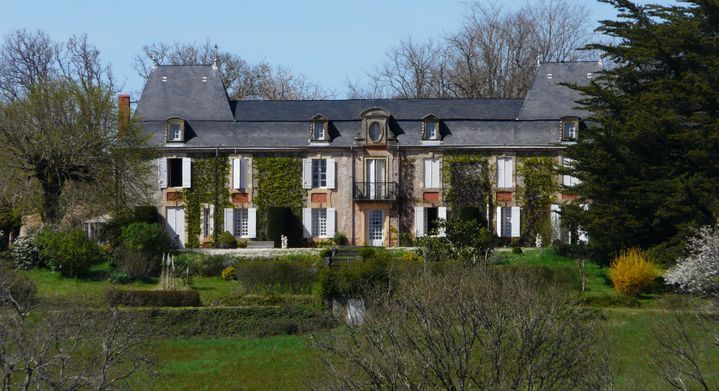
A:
135 62 599 148
134 65 233 121
518 61 602 120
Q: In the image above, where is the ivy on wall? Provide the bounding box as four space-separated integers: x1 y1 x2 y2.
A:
183 156 231 248
253 156 304 238
441 154 492 213
398 156 417 245
516 156 557 244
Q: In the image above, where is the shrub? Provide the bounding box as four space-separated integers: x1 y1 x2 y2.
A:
100 206 159 247
358 247 375 260
105 288 201 307
665 224 719 294
319 248 333 259
10 230 42 270
237 239 248 248
115 222 170 280
221 266 236 281
37 229 104 277
108 272 132 284
314 255 394 301
233 259 316 295
196 255 226 277
218 231 237 249
512 246 523 254
333 232 348 246
267 207 303 248
608 248 656 296
0 267 36 309
402 251 422 263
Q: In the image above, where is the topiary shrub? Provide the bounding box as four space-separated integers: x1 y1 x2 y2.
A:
609 248 656 296
114 222 170 280
36 229 104 277
221 266 236 281
10 230 42 270
358 247 375 260
512 246 523 254
108 272 131 284
319 248 333 259
105 288 201 307
237 239 248 249
402 251 422 263
332 232 348 246
218 231 237 249
267 207 303 247
233 259 316 295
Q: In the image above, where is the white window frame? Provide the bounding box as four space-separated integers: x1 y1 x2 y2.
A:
169 124 182 141
562 157 580 187
233 208 249 238
313 122 326 141
311 208 328 238
425 121 438 140
312 159 328 188
562 120 578 141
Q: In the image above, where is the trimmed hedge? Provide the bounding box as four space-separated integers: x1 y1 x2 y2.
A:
106 289 201 307
140 306 334 337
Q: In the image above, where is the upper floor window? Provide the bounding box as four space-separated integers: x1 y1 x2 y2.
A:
422 114 441 141
368 122 383 142
312 159 327 188
497 157 514 188
166 118 185 143
561 117 579 141
313 122 326 140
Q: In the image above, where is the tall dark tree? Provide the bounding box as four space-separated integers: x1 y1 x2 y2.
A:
566 0 719 263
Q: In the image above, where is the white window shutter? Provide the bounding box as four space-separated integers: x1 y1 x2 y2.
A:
247 208 257 239
550 204 561 241
496 207 503 237
182 158 192 188
414 207 425 237
232 158 241 189
209 205 215 236
432 160 441 188
497 158 506 188
326 159 336 189
424 159 432 187
240 158 249 189
511 207 521 238
302 159 312 189
224 208 234 234
302 208 312 238
158 158 168 189
437 207 447 237
506 158 514 187
326 208 336 238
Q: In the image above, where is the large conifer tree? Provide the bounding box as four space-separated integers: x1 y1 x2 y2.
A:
566 0 719 263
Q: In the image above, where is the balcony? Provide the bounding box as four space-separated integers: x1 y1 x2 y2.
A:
353 182 398 201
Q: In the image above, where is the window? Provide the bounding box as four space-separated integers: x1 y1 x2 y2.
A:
425 122 438 140
562 119 578 141
368 122 382 142
313 122 326 141
203 207 211 237
169 124 182 141
312 208 327 237
496 206 520 238
496 157 514 188
425 207 439 234
500 207 512 237
168 158 183 187
562 157 581 187
312 159 327 188
232 208 249 237
424 158 441 188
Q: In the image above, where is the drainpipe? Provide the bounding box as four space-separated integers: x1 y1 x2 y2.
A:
350 145 355 246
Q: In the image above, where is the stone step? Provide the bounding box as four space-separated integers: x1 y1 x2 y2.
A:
246 241 275 249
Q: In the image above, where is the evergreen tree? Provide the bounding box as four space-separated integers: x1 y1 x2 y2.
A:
566 0 719 263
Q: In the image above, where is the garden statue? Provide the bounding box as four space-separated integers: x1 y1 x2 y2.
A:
535 234 543 248
281 234 288 249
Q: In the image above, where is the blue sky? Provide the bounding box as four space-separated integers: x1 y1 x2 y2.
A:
0 0 678 98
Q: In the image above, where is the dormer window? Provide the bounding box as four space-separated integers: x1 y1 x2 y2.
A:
368 122 383 142
421 114 441 141
309 114 329 142
561 117 579 141
166 118 185 143
313 122 326 140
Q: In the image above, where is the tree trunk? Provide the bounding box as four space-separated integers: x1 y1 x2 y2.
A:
38 175 64 224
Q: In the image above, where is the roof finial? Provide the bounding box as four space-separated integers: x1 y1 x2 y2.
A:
150 54 159 69
212 44 219 71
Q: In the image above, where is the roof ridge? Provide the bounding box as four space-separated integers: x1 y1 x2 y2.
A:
232 97 525 103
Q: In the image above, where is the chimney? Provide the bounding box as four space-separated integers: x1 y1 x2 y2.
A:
118 93 131 138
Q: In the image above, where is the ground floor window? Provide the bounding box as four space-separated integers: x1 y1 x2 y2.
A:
425 207 439 234
312 208 327 237
233 208 249 237
203 207 211 237
497 206 520 238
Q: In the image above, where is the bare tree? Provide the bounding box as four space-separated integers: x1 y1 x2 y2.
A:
0 29 152 225
358 0 591 99
135 40 331 100
0 267 154 390
316 266 613 390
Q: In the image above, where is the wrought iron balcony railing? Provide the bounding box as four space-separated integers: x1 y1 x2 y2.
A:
353 182 398 201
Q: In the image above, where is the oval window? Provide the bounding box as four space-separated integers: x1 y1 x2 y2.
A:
368 122 382 142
